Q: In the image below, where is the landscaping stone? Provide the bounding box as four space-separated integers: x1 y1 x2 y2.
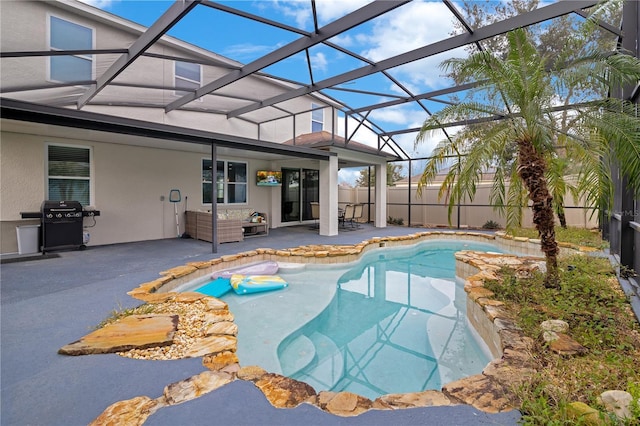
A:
372 390 452 409
254 373 317 408
319 391 372 416
89 396 159 426
184 335 237 358
599 390 634 421
541 319 569 333
566 401 605 425
548 333 588 356
162 370 233 405
202 350 239 371
442 374 515 413
58 314 178 355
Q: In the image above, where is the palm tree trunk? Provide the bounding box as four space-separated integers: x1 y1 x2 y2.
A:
516 137 560 288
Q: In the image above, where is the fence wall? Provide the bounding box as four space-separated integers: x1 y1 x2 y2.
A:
338 183 598 229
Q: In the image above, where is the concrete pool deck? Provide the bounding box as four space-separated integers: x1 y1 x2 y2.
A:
1 224 523 425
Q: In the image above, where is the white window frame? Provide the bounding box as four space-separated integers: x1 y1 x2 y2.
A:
175 61 202 101
46 143 94 206
47 14 95 83
202 158 248 205
311 103 324 132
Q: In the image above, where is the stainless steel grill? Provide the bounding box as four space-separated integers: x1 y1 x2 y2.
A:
41 200 84 252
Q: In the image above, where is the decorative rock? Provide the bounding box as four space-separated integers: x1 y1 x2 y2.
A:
202 311 234 324
89 396 159 426
59 314 178 355
129 292 175 303
184 335 237 358
482 357 535 387
548 333 588 356
173 292 206 303
566 401 605 425
484 304 510 321
160 265 197 278
321 392 373 416
467 287 495 302
254 373 317 408
202 350 239 371
237 365 267 381
373 390 452 409
204 321 237 336
541 319 569 333
498 329 534 351
162 370 233 405
599 390 634 421
542 330 560 343
442 374 516 413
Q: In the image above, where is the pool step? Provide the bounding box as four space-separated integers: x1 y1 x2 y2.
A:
279 334 315 377
292 331 343 391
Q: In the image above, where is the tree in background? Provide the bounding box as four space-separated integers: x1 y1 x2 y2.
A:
415 18 640 288
355 163 405 187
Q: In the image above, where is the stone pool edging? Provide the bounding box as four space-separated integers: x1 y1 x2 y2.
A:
95 231 596 423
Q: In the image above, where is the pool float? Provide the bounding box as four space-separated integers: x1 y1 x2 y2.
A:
230 274 288 295
212 261 279 279
195 277 232 298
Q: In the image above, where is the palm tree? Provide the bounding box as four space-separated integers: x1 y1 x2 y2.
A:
415 27 640 289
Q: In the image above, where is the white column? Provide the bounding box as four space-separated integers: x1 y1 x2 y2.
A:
374 162 387 228
319 155 339 236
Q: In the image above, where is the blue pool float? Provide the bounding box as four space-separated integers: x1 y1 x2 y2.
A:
230 274 288 295
195 277 232 298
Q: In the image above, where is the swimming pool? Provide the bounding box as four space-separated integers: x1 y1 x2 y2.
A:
185 239 500 400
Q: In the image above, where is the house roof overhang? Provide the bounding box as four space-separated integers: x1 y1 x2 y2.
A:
0 98 335 161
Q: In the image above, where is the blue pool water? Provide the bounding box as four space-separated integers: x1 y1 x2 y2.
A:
197 240 500 399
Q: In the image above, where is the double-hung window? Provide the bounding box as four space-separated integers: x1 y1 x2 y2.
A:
47 144 92 206
49 16 93 83
311 103 324 132
202 159 247 205
175 61 201 98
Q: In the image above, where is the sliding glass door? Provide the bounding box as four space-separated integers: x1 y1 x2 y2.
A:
281 168 319 223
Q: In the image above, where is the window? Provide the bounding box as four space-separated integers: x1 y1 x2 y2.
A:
202 159 247 204
47 144 91 206
311 103 324 132
175 61 201 97
49 16 93 82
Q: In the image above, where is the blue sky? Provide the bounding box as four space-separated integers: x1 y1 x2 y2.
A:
81 0 472 182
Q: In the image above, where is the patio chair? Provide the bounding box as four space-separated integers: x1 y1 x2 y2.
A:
310 202 320 229
340 204 355 228
352 204 363 228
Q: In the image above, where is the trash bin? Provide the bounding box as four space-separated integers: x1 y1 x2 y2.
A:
16 224 40 255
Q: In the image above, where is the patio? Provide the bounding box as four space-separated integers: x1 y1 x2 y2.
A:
0 225 522 425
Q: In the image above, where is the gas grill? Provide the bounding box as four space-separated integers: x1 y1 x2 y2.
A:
41 200 84 252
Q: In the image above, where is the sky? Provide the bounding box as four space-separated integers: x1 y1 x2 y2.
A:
79 0 470 184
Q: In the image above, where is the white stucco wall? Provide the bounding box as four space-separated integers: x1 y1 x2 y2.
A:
0 130 276 252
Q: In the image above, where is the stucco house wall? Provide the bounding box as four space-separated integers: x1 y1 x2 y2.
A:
0 0 341 254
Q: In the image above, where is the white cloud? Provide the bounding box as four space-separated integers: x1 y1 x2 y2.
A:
338 168 361 186
314 0 372 24
311 52 328 72
358 1 463 90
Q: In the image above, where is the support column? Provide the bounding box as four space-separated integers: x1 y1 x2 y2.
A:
319 155 338 236
211 143 218 253
374 162 387 228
